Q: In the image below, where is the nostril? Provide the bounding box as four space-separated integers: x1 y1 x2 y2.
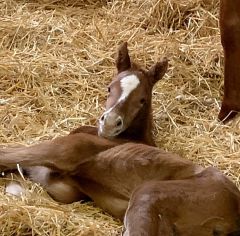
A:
116 119 122 127
100 114 105 122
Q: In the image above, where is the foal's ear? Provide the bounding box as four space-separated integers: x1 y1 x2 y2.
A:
116 42 131 73
147 57 168 85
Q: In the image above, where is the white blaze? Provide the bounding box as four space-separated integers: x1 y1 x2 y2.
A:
119 75 140 102
101 74 140 116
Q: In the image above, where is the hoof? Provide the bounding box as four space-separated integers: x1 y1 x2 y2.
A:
218 104 239 123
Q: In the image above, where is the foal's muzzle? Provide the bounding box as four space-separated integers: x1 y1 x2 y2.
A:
98 112 124 138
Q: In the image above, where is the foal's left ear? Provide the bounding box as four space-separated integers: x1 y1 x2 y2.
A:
116 42 131 73
147 57 168 85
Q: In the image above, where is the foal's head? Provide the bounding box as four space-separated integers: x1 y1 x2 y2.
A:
98 42 168 142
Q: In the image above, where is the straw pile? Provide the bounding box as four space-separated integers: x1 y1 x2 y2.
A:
1 0 240 235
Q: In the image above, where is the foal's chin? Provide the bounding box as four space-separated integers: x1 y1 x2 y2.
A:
97 127 125 139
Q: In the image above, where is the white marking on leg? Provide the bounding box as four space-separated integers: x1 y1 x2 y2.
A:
119 75 140 102
27 166 51 186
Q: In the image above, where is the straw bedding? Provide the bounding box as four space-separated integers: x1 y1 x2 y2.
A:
0 0 240 235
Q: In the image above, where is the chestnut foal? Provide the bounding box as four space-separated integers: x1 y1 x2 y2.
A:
1 43 240 235
218 0 240 122
4 42 166 202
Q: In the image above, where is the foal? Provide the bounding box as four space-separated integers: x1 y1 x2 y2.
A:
4 42 168 202
1 43 240 235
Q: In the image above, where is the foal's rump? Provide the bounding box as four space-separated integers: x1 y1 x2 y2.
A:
123 169 240 236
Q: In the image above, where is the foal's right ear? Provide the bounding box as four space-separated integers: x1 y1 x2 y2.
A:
116 42 131 73
147 57 168 86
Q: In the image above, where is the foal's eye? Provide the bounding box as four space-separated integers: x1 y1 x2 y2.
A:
108 87 111 93
140 98 146 105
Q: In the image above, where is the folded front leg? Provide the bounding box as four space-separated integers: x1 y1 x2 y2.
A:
69 125 98 136
0 133 116 173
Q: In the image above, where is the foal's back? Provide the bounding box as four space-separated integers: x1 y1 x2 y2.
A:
73 143 240 234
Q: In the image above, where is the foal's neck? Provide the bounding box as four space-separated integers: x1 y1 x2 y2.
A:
70 102 155 146
117 103 155 146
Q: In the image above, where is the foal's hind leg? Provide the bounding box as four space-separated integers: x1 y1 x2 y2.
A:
122 182 176 236
123 177 240 236
25 166 89 203
218 0 240 122
5 166 89 203
0 133 116 173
